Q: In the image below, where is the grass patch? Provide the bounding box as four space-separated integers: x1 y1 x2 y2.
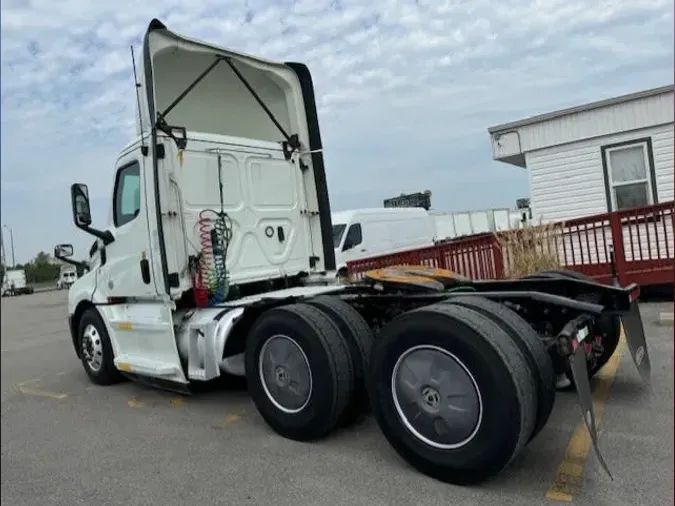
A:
496 221 565 279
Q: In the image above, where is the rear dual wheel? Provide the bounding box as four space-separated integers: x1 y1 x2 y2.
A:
368 302 537 486
245 299 373 442
446 296 556 443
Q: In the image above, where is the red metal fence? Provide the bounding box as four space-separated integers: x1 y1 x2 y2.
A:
347 201 675 287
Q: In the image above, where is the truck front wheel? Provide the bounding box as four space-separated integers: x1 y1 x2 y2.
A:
77 308 125 386
245 303 355 442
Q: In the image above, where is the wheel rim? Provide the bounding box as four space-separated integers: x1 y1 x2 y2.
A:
82 324 104 372
258 334 313 414
391 345 483 450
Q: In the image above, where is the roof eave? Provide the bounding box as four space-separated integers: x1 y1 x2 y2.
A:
487 84 674 135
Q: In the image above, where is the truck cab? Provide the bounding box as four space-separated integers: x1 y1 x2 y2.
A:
62 19 337 386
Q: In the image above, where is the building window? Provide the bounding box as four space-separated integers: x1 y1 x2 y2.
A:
601 137 657 212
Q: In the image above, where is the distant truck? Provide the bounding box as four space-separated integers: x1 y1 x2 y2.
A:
331 207 527 276
332 207 436 276
1 269 34 296
57 268 78 290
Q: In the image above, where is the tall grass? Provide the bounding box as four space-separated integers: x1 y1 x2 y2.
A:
496 221 565 278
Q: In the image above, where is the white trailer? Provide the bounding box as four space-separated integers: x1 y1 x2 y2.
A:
2 269 33 296
56 19 651 487
431 208 526 242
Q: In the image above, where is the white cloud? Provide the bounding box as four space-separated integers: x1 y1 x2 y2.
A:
0 0 671 262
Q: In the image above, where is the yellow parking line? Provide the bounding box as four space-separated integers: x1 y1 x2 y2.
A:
15 378 67 400
170 397 185 407
127 397 145 408
212 414 242 429
546 333 627 502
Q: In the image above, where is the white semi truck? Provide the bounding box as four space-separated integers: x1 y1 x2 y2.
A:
57 266 78 290
55 19 651 486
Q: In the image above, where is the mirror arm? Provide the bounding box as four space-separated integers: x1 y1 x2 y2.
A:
75 223 115 246
54 254 89 270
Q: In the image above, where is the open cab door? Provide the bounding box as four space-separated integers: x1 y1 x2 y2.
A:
138 19 335 301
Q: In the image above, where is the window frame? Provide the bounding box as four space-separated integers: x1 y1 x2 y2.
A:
112 161 142 228
600 137 658 213
342 223 363 251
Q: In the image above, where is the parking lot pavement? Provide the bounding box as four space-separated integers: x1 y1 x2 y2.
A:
1 292 672 506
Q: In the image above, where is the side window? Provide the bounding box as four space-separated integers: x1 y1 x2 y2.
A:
113 162 141 227
342 223 363 251
601 139 657 212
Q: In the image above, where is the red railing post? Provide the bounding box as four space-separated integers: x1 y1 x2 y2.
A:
492 235 505 279
609 211 627 286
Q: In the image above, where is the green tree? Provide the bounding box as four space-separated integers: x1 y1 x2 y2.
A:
24 251 60 284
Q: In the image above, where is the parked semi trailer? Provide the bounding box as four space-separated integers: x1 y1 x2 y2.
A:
55 19 651 486
2 268 33 296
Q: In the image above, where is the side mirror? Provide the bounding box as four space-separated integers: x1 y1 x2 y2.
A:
54 244 74 259
71 183 92 227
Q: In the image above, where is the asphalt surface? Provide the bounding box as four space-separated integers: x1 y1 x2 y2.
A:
1 291 672 506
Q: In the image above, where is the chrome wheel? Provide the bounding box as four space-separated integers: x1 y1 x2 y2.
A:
258 334 313 414
81 323 104 372
391 345 483 449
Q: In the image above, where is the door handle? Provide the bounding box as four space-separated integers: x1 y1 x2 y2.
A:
140 257 151 284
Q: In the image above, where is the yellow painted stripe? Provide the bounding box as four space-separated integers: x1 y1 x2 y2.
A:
14 378 67 400
546 329 626 502
170 397 185 407
118 322 134 331
128 397 145 408
212 414 242 429
18 387 67 400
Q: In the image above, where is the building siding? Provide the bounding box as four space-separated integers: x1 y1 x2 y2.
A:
526 122 674 223
491 90 674 158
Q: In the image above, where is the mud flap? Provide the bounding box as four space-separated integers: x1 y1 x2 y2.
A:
621 300 652 386
568 326 613 480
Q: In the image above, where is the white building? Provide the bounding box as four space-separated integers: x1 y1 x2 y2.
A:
487 84 674 222
486 85 674 283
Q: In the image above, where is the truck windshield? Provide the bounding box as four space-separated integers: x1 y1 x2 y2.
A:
333 224 346 247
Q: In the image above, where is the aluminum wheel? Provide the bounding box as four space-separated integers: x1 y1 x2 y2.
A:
391 345 483 450
259 334 313 414
82 323 104 373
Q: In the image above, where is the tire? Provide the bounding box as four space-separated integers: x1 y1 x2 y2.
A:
306 295 375 427
527 269 622 378
445 296 556 443
368 303 536 485
77 308 125 386
245 303 355 442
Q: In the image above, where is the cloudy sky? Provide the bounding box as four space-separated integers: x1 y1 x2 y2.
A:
1 0 672 263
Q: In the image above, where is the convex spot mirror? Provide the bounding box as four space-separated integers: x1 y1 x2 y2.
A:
71 183 92 227
54 244 74 258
